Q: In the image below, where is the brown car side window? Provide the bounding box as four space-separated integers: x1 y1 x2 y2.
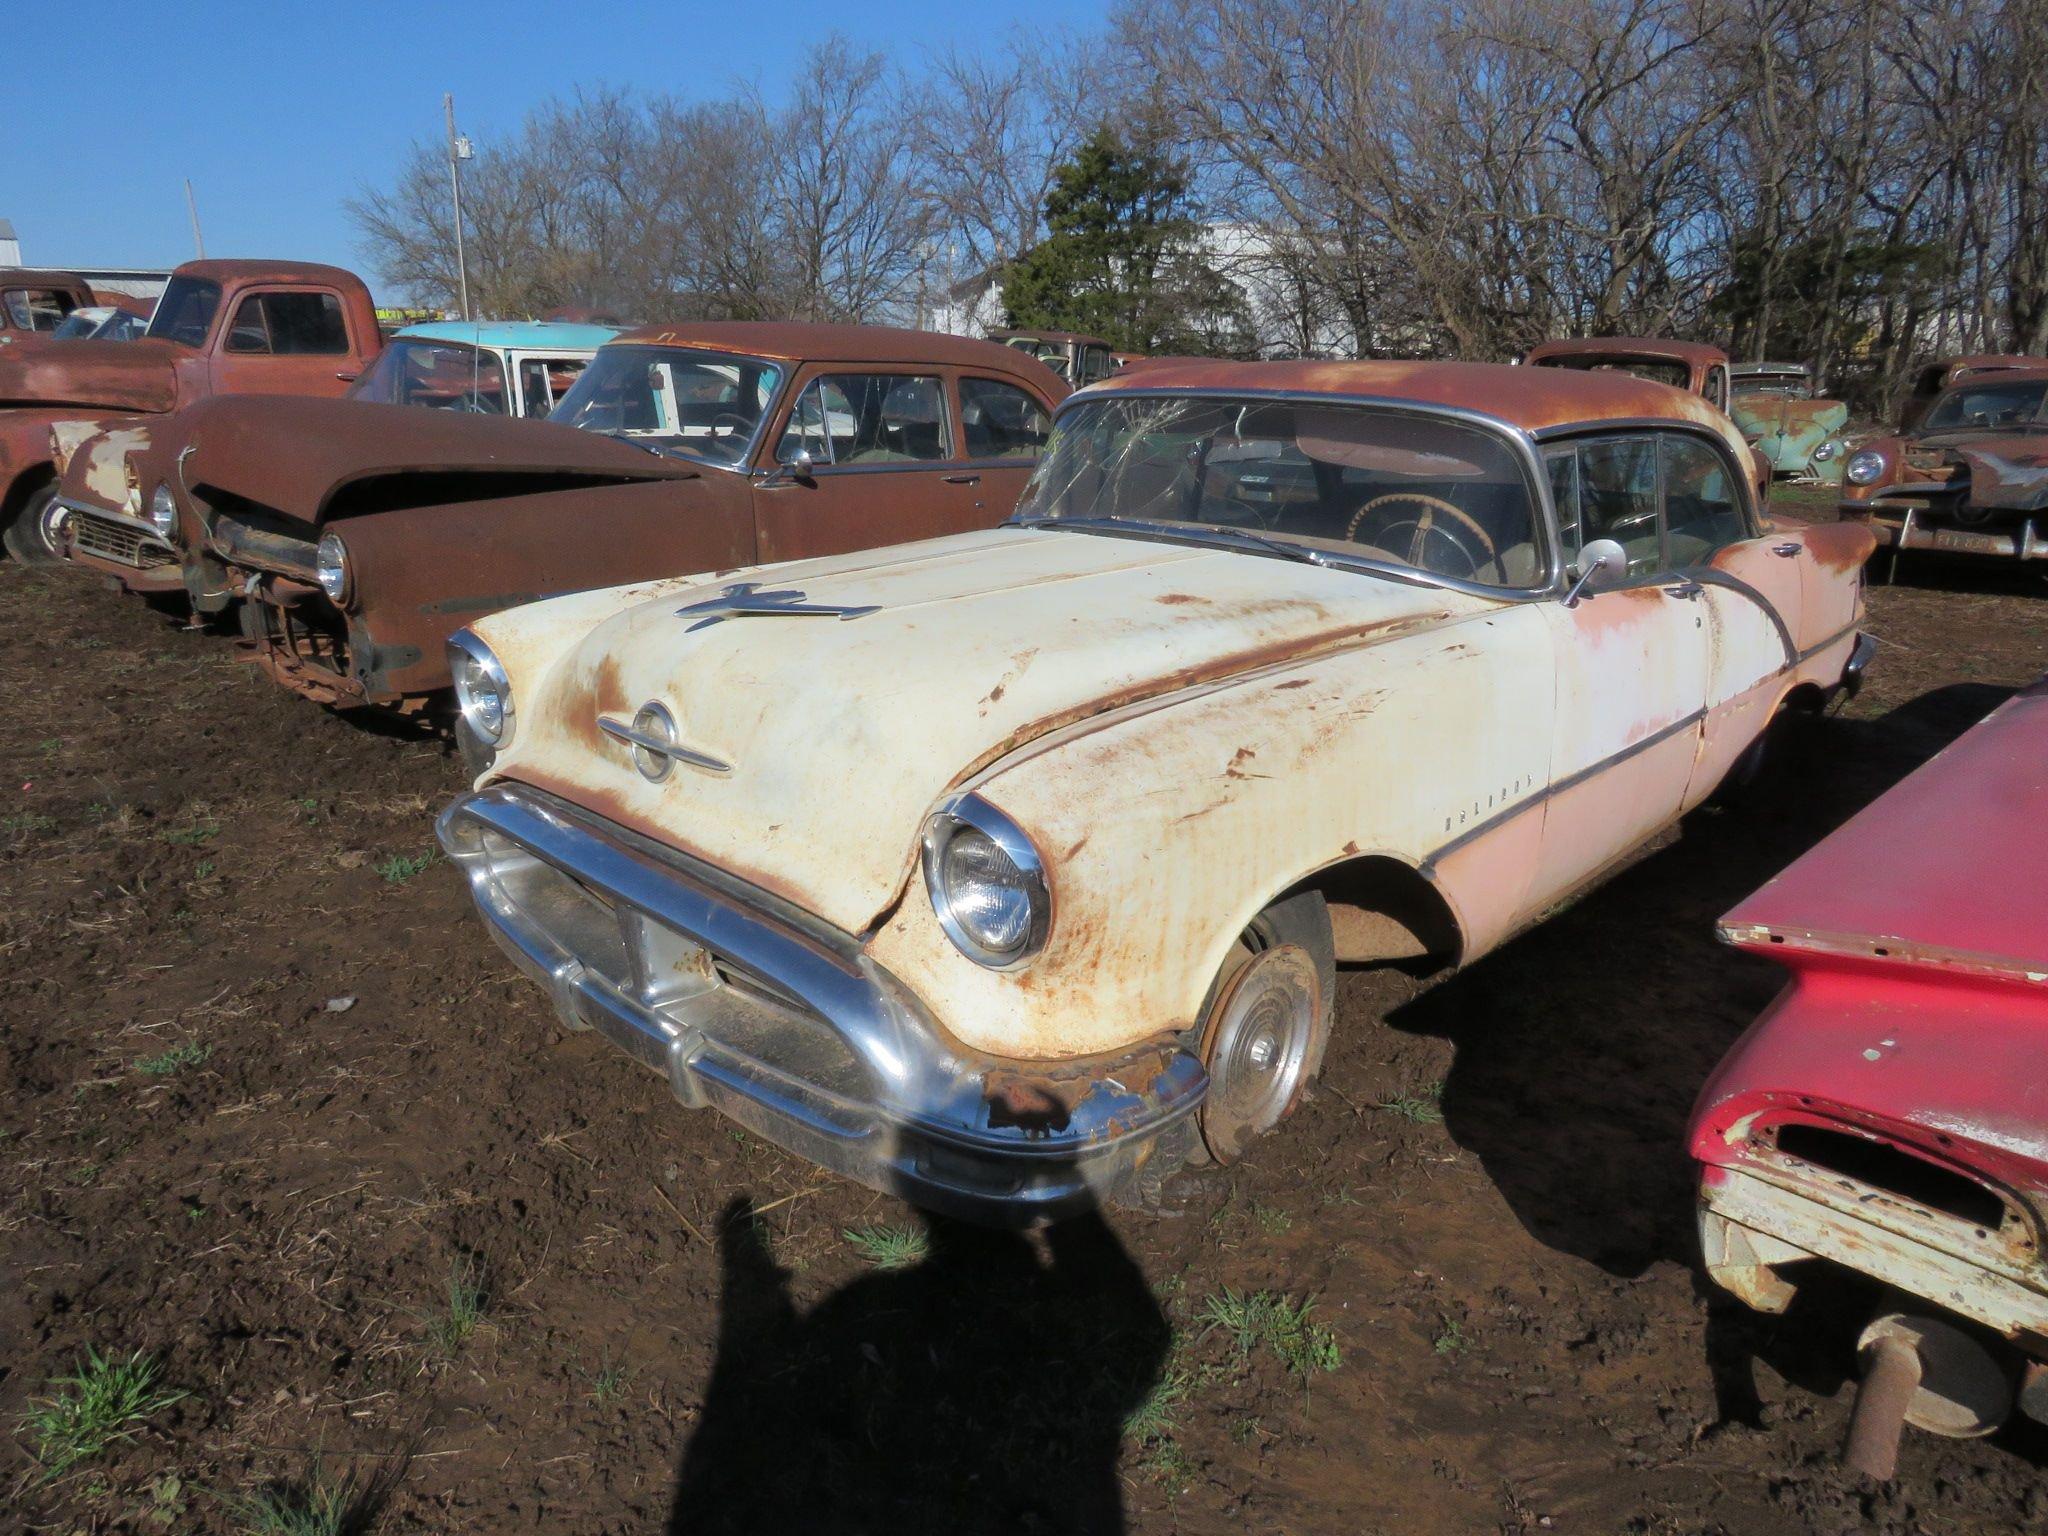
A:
226 291 349 356
775 373 952 466
225 295 272 353
959 377 1051 460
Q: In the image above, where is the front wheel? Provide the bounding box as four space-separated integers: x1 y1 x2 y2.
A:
3 483 64 565
1113 892 1334 1211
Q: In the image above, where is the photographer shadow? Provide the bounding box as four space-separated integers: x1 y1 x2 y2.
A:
667 1189 1166 1536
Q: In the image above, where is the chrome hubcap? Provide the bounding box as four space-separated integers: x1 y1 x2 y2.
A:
1199 943 1320 1164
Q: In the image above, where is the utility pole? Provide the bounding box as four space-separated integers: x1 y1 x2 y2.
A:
444 93 473 321
183 179 205 259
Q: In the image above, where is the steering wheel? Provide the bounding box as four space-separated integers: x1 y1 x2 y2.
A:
708 411 754 440
1345 493 1500 582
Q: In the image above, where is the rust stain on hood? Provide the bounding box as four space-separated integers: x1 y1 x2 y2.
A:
174 394 701 528
1956 435 2048 512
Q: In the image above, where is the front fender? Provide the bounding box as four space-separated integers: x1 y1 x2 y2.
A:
864 607 1553 1060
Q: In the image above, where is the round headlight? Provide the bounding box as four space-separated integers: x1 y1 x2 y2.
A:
1845 449 1887 486
148 482 177 538
1811 440 1840 463
314 532 351 603
921 794 1050 968
448 628 513 748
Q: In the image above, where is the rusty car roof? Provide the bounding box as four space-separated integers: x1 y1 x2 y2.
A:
171 259 368 288
1079 356 1730 435
0 269 96 294
988 328 1113 346
1525 336 1727 368
606 322 1063 375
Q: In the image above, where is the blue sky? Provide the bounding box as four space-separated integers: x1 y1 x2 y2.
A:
14 0 1104 285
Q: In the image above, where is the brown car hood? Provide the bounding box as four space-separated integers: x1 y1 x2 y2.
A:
1953 432 2048 512
177 395 702 529
0 337 186 413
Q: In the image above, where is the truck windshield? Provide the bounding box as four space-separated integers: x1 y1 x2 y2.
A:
1018 394 1545 589
1922 378 2048 433
145 277 223 347
349 339 508 414
549 346 784 468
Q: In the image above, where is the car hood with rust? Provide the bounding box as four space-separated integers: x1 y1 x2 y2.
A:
169 395 704 531
0 336 189 413
482 525 1496 936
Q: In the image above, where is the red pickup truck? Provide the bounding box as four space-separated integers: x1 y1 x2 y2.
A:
1 259 381 563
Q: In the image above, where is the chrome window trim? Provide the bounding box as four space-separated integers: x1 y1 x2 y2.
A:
920 792 1052 970
1016 386 1568 602
769 369 957 474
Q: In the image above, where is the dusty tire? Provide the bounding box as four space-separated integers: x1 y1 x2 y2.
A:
3 483 63 565
1111 891 1335 1211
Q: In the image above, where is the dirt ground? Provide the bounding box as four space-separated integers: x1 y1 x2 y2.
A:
4 493 2046 1534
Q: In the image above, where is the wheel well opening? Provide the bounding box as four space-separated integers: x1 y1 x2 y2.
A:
1285 855 1463 971
1 464 55 525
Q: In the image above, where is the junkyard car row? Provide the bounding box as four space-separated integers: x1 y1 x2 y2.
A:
8 265 2044 1476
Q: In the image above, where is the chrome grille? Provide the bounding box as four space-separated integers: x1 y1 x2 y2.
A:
73 512 175 569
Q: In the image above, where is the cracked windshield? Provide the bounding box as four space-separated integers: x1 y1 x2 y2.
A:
1018 395 1543 587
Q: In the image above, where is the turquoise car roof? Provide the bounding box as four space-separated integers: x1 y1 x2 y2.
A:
393 320 620 351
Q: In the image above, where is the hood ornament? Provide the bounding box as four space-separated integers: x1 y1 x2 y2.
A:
675 581 878 631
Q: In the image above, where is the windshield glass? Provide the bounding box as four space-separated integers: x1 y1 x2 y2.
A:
348 339 508 413
1004 336 1071 379
145 277 222 346
1534 356 1689 390
51 310 103 340
1018 395 1545 589
1732 372 1810 398
3 288 82 331
1922 378 2048 433
549 346 784 467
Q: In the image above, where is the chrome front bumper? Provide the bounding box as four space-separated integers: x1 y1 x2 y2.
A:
436 783 1206 1221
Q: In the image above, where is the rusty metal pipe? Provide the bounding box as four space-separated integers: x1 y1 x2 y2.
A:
1844 1333 1922 1481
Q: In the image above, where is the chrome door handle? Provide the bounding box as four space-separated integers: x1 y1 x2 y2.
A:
942 473 981 485
1662 580 1704 600
1772 542 1802 557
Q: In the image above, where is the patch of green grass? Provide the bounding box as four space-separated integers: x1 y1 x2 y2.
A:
37 738 60 754
86 802 112 821
1197 1288 1342 1380
135 1042 211 1077
1141 1437 1194 1494
1433 1317 1467 1356
1376 1080 1445 1123
141 1471 189 1527
161 823 218 846
424 1254 489 1355
21 1348 185 1479
1230 1413 1262 1443
1251 1200 1293 1235
1122 1367 1187 1442
581 1350 629 1405
376 850 434 884
193 860 216 880
67 1160 103 1187
842 1223 929 1270
3 811 58 834
222 1460 362 1536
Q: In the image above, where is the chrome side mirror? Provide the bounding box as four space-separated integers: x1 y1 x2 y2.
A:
763 446 815 487
1563 538 1628 607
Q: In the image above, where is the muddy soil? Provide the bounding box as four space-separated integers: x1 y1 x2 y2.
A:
3 507 2046 1534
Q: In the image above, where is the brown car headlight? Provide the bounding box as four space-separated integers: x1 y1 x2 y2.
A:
148 483 177 538
315 532 352 604
1844 449 1887 486
921 794 1049 969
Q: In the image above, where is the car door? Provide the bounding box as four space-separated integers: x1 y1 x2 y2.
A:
751 366 982 563
1529 432 1715 907
1667 430 1804 809
210 288 361 397
951 373 1057 523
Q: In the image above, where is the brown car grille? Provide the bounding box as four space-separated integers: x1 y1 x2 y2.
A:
74 513 175 569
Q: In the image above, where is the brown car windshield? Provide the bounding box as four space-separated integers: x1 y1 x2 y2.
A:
1922 378 2048 433
1536 356 1689 390
1017 395 1545 589
550 345 784 468
144 277 222 347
